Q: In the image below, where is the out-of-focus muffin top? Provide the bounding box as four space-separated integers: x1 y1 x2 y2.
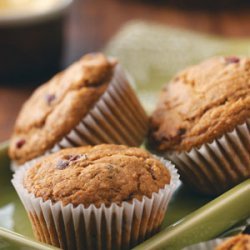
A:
149 56 250 152
9 53 116 164
24 144 171 207
216 234 250 250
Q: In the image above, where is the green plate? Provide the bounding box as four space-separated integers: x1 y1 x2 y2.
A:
1 21 250 249
0 142 249 250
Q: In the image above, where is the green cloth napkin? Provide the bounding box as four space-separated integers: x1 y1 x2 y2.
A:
105 21 250 112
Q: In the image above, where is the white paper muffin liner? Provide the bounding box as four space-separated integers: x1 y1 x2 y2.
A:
51 64 148 150
182 238 226 250
11 63 148 170
11 157 179 250
166 119 250 195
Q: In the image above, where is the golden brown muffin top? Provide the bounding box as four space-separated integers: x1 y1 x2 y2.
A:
24 144 171 207
9 53 116 164
149 56 250 152
216 234 250 250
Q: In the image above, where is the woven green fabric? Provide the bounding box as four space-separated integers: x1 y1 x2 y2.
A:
105 21 250 112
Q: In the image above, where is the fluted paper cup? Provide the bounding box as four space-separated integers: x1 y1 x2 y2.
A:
166 119 250 195
51 64 148 151
12 157 179 250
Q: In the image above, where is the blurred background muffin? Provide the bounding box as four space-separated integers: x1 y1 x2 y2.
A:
0 0 72 82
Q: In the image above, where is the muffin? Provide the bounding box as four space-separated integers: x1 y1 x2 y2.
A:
12 144 179 250
182 235 250 250
148 56 250 195
216 234 250 250
9 53 148 166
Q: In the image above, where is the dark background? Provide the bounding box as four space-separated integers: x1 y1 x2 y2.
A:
1 0 250 141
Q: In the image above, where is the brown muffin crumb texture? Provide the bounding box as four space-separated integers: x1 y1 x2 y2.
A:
216 234 250 250
149 56 250 152
9 53 116 164
24 145 171 208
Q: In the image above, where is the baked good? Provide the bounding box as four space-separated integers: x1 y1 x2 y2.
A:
149 56 250 152
216 234 250 250
12 144 179 250
24 144 171 207
148 56 250 195
9 53 148 165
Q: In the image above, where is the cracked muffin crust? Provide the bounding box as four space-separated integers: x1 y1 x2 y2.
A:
149 57 250 152
9 53 116 164
148 56 250 153
24 144 171 207
216 234 250 250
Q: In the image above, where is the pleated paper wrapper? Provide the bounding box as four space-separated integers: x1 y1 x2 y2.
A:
166 119 250 195
12 157 179 250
